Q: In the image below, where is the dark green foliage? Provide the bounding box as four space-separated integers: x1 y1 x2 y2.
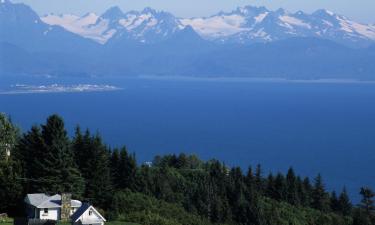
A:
16 126 45 192
72 129 112 207
352 208 373 225
312 174 330 212
1 114 374 225
117 148 137 190
0 113 19 159
360 187 375 211
331 191 340 212
109 190 213 225
40 115 85 196
17 115 85 196
338 188 352 216
274 173 287 201
0 159 23 215
0 113 23 215
286 167 299 205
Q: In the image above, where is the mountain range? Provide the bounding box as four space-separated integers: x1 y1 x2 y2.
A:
1 0 375 79
40 5 375 48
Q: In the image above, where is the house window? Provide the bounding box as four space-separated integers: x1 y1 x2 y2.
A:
44 208 48 214
89 210 93 216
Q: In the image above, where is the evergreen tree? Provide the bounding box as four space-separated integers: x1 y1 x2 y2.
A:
245 166 255 191
330 191 340 212
338 187 352 216
254 164 263 193
352 208 372 225
79 133 112 207
0 113 19 160
17 126 46 192
116 147 137 190
0 113 23 215
301 177 313 207
0 159 23 215
286 167 299 205
274 173 286 201
359 187 375 214
110 148 121 188
73 128 113 206
39 115 84 196
265 173 276 199
312 174 330 212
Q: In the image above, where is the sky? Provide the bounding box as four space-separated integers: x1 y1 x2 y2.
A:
12 0 375 23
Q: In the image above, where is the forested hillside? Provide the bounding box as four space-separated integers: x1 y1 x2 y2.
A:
0 113 374 225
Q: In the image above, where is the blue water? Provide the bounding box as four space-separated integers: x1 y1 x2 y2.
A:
1 76 375 201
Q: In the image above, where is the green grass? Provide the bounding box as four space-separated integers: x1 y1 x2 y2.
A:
107 222 140 225
1 220 138 225
57 221 139 225
0 217 13 225
0 222 12 225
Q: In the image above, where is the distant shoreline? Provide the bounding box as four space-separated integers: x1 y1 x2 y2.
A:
0 84 122 95
137 75 375 84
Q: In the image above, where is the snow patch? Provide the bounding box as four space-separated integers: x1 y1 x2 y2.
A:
181 15 247 38
279 16 311 29
254 12 269 24
40 13 114 43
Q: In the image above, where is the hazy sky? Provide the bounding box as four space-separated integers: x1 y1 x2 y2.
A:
13 0 375 23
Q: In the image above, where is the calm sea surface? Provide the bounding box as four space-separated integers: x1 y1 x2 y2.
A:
1 76 375 200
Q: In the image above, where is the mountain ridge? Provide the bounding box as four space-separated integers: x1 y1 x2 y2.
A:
1 0 375 79
39 4 375 47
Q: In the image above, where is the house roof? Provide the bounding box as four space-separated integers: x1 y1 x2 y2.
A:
71 203 106 223
25 193 82 208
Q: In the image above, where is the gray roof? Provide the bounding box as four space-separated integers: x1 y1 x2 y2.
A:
25 193 82 208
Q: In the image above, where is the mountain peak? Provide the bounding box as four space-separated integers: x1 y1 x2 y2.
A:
142 7 157 14
235 5 269 15
101 6 124 19
313 9 335 17
275 8 287 15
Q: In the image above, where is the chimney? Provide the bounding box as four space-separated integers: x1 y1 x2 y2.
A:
61 193 72 221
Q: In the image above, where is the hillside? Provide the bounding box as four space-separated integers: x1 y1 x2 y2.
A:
1 113 375 225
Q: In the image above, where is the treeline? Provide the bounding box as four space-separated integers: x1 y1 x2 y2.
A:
1 113 375 225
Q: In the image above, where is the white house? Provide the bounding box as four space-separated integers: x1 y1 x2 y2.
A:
24 193 105 225
71 204 106 225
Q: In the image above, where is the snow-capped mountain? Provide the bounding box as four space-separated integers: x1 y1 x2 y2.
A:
2 0 375 79
41 5 375 47
182 6 375 46
41 6 184 44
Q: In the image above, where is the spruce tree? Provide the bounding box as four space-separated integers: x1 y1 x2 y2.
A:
40 115 84 196
0 113 19 160
301 177 313 207
274 173 286 201
254 164 263 193
110 148 121 188
338 187 352 216
17 126 46 192
312 174 330 212
245 166 255 191
265 173 276 199
116 147 137 190
360 187 375 214
80 134 112 207
0 159 23 215
286 167 299 205
330 191 340 212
